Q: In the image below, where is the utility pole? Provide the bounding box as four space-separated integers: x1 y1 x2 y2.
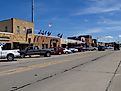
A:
32 0 34 23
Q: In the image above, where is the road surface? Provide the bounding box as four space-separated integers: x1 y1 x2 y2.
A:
0 50 121 91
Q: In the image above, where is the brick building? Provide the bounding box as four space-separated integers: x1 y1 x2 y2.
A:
0 18 61 49
68 35 93 47
61 38 84 48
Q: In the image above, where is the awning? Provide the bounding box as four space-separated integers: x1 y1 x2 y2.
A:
19 42 34 44
0 38 10 41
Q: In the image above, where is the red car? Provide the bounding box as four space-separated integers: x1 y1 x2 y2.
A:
51 47 64 55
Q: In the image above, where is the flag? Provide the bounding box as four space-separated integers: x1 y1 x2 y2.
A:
38 30 42 34
44 31 47 35
57 33 61 37
60 34 63 38
41 30 45 35
47 32 51 36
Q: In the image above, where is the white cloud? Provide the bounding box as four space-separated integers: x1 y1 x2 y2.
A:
97 18 121 32
98 19 121 25
74 7 120 15
85 28 102 34
105 26 121 31
119 35 121 38
73 28 103 36
98 35 115 42
73 0 121 15
70 27 103 36
104 36 113 39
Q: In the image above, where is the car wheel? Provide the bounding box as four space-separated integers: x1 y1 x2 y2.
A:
29 55 31 57
65 52 68 54
58 52 62 55
7 54 14 61
21 54 25 58
45 52 51 57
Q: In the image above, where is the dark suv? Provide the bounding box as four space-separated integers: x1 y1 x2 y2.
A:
98 46 105 51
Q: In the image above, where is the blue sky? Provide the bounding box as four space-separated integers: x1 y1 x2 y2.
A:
0 0 121 42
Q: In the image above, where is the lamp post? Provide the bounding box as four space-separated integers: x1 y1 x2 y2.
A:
32 0 34 23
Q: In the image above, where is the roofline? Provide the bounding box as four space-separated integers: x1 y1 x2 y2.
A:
0 18 12 22
12 18 33 24
68 35 92 38
0 18 33 24
34 34 60 38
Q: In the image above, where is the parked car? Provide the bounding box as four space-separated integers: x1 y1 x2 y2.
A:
82 47 91 51
69 48 78 53
51 47 64 55
63 48 72 54
19 46 51 58
105 46 114 49
93 47 98 50
98 46 105 51
88 47 97 51
75 47 85 52
82 47 97 51
0 45 20 61
48 48 55 54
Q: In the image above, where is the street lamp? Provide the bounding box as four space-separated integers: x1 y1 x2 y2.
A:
32 0 34 23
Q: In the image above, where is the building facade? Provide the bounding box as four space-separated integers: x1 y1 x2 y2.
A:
0 18 34 49
92 39 97 47
61 38 84 48
68 35 93 47
34 34 61 48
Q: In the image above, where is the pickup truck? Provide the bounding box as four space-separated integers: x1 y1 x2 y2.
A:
19 46 51 58
0 45 20 61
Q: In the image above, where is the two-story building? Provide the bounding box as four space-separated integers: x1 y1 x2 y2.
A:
33 34 61 49
0 18 61 49
68 35 93 47
0 18 34 49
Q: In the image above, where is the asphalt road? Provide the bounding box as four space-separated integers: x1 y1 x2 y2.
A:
0 50 121 91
